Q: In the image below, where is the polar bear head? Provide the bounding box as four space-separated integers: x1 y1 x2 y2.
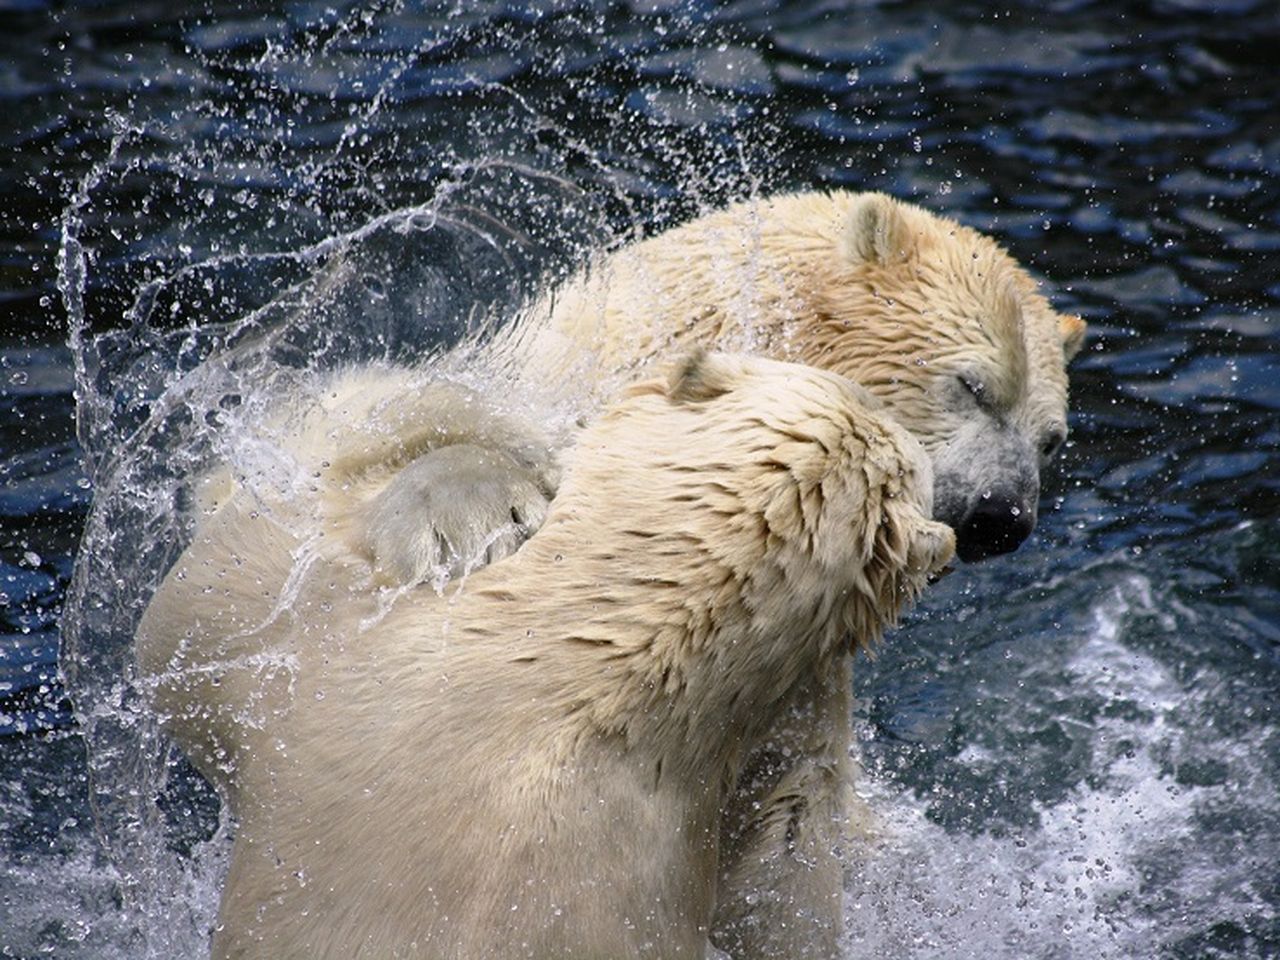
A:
554 350 956 658
797 192 1086 563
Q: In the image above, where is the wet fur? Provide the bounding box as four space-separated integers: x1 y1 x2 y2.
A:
136 353 954 959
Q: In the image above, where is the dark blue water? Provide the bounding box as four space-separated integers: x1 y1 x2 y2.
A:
2 2 1277 957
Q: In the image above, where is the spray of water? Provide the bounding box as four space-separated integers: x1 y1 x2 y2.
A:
50 7 779 955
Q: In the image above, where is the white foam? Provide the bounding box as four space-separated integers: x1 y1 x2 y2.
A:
841 570 1276 958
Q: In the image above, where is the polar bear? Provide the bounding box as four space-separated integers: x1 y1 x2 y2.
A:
342 190 1086 956
444 190 1087 564
135 352 955 960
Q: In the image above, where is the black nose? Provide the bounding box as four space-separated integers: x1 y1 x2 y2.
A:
955 491 1035 563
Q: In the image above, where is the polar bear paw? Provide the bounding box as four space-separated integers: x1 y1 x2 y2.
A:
360 443 555 586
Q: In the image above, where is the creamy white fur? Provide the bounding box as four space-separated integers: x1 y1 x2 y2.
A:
141 190 1082 959
343 190 1084 958
136 353 954 959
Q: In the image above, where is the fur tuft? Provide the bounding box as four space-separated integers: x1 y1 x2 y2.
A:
1060 313 1088 360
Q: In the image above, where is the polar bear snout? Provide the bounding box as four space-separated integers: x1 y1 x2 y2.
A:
930 418 1041 564
953 485 1036 563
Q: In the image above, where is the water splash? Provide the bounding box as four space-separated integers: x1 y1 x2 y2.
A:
49 6 781 954
848 563 1279 959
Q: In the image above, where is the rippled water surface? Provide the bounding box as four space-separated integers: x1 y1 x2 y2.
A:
2 1 1277 957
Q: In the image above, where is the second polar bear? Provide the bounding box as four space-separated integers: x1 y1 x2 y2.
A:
136 352 954 959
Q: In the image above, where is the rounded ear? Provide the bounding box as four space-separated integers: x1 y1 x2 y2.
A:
1059 314 1087 361
667 348 738 403
844 192 914 264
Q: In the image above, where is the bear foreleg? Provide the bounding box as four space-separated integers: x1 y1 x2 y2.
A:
712 660 858 960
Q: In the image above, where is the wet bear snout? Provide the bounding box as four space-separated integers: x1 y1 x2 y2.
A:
955 489 1035 563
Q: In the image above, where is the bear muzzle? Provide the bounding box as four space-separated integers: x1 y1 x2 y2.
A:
953 488 1036 563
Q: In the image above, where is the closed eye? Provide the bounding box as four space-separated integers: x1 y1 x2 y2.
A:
1040 429 1066 460
957 373 987 407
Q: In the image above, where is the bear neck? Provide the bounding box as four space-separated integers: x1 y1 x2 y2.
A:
478 537 850 796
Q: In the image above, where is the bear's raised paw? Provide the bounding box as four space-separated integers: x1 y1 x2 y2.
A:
359 443 555 586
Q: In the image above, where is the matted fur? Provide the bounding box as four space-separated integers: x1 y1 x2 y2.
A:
479 191 1082 957
136 353 952 959
141 190 1082 959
